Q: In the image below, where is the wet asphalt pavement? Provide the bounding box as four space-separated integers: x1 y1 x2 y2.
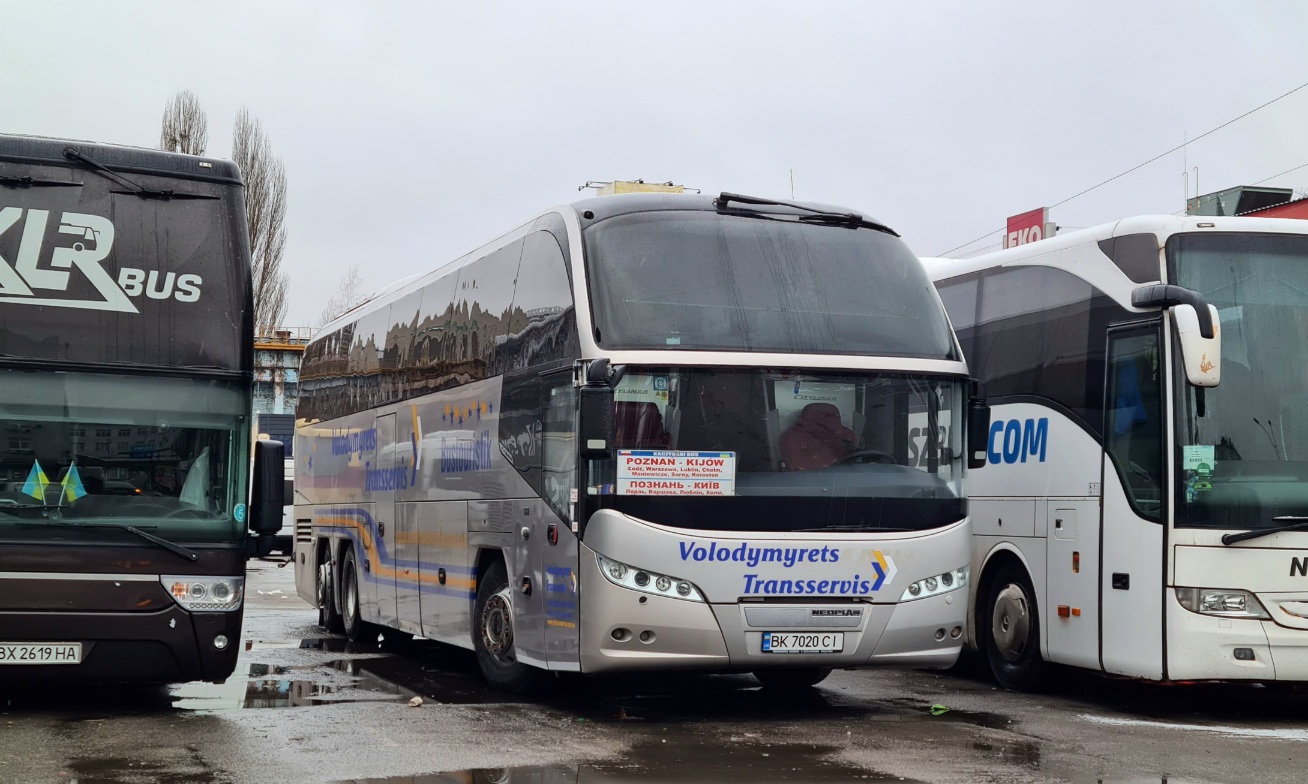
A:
1 559 1305 784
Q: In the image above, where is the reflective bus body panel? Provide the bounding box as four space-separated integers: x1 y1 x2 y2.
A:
297 195 974 678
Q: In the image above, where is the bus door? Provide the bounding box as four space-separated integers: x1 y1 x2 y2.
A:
373 413 400 629
541 372 581 665
1099 323 1166 678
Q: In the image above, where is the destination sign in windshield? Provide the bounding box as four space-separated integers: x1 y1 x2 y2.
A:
616 450 736 496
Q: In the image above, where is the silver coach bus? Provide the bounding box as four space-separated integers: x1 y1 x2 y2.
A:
294 191 987 691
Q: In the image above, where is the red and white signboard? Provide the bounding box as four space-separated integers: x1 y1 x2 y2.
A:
1003 207 1049 249
617 450 736 496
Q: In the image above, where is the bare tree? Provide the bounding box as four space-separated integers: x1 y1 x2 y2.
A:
158 90 209 155
318 264 367 326
232 108 289 330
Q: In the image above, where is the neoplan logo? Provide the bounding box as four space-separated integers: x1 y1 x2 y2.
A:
0 208 202 313
1293 557 1307 578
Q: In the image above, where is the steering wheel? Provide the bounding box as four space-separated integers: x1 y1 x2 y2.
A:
836 449 900 466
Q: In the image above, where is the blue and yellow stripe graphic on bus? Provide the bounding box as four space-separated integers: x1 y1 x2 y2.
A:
544 566 578 629
316 507 476 599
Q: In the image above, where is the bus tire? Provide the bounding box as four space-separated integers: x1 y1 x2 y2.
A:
318 550 344 634
752 667 833 689
340 547 375 643
983 561 1045 691
474 559 538 693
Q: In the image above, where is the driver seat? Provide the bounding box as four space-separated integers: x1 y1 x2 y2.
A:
781 403 854 471
614 401 671 450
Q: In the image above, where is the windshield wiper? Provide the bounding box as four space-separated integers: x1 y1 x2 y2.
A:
0 174 83 189
1221 516 1308 545
713 191 899 235
62 147 218 201
16 521 199 561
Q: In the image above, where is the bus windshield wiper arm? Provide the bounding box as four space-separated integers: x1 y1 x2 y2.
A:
1221 517 1308 545
713 192 899 236
16 521 199 561
62 147 218 201
0 174 83 189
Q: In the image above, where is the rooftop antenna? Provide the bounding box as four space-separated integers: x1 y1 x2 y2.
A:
790 169 795 200
1183 166 1200 213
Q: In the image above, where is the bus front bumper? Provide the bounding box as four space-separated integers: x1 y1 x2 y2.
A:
0 605 243 684
1165 590 1308 682
577 553 966 674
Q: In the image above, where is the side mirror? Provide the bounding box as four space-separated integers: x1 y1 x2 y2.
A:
1173 303 1221 388
248 439 285 535
578 358 623 460
579 386 615 460
966 398 991 470
1131 284 1221 388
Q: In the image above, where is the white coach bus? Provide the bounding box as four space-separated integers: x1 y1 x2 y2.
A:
928 215 1308 690
294 190 988 691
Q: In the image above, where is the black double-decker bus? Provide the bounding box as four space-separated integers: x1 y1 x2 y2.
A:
0 134 281 683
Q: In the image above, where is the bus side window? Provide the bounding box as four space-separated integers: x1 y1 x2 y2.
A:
1105 328 1163 520
541 377 576 522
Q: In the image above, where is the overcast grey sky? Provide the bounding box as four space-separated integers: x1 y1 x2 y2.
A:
5 1 1307 326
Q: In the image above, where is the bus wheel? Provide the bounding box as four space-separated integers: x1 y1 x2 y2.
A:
317 551 344 634
752 667 833 689
984 562 1045 691
340 547 374 643
474 560 538 693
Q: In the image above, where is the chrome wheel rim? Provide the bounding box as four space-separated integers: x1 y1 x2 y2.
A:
991 583 1031 663
481 588 515 658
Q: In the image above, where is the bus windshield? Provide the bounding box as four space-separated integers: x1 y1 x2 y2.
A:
591 367 966 533
583 210 957 359
1171 232 1308 530
0 369 248 542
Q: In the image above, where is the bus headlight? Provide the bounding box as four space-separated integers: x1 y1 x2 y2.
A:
596 554 705 602
163 576 245 612
1176 588 1270 619
901 567 968 602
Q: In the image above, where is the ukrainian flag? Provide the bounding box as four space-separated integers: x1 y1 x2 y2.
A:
61 465 88 503
21 461 49 501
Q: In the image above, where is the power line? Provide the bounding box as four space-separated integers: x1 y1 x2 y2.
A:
937 78 1308 256
1251 160 1308 187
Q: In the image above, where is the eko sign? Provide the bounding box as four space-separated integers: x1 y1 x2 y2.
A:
1003 207 1052 249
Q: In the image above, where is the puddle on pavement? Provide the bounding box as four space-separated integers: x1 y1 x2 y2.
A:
335 737 918 783
926 707 1013 729
970 739 1042 768
62 755 219 784
882 698 1016 730
243 637 362 653
170 636 1021 727
171 658 415 711
556 677 888 724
